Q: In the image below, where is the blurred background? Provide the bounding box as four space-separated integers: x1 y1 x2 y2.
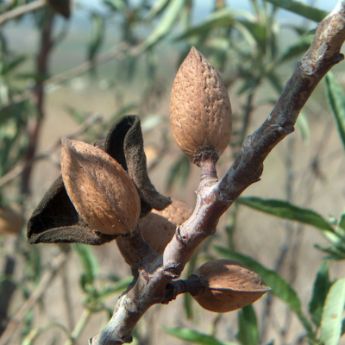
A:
1 0 345 344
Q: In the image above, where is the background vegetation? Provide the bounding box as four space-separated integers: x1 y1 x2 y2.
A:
0 0 345 344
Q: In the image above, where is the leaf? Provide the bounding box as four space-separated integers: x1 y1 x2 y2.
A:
325 73 345 151
237 19 267 48
74 244 99 286
215 248 313 335
88 13 105 63
237 305 259 345
97 277 132 298
308 262 331 327
238 196 334 233
138 0 185 52
165 327 231 345
338 212 345 232
320 278 345 345
279 34 313 63
2 54 26 75
147 0 170 20
264 0 327 22
103 0 127 12
296 112 310 142
266 71 283 94
175 8 234 41
166 154 190 192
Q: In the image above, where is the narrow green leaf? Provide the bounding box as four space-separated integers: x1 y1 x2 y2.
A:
320 278 345 345
338 212 345 231
3 55 26 75
74 244 99 285
308 262 331 327
325 73 345 151
88 13 105 63
138 0 184 52
174 8 234 41
237 19 267 48
103 0 127 12
296 112 310 142
264 0 327 22
238 196 334 233
279 34 313 63
237 305 259 345
97 277 132 298
166 154 190 192
147 0 170 20
183 293 193 320
215 248 313 335
266 71 283 94
165 327 230 345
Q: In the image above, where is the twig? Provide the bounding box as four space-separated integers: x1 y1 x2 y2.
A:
89 3 345 345
64 309 93 345
61 265 75 331
21 8 55 195
0 250 69 345
0 0 46 26
0 43 132 114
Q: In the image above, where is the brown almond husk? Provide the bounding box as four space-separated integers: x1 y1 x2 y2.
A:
27 115 169 245
170 47 232 165
61 139 140 236
139 200 191 254
0 207 24 235
193 260 269 313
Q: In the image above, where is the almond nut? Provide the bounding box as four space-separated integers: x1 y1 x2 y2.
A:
193 259 269 312
61 139 141 235
139 199 191 254
170 47 232 165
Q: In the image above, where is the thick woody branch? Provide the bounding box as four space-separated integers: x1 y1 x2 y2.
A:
90 3 345 344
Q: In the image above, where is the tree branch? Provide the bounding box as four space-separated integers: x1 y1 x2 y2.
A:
0 250 69 345
90 3 345 344
0 0 46 26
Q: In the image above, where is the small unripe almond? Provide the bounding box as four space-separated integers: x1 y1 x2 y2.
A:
139 200 191 254
193 260 269 313
61 139 140 235
0 207 24 235
170 47 231 165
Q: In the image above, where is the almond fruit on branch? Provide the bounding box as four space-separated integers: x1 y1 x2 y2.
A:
191 260 269 312
60 139 141 236
27 115 170 248
139 199 191 254
164 260 269 312
170 47 232 177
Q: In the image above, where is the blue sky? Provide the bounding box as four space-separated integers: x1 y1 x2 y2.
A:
77 0 338 14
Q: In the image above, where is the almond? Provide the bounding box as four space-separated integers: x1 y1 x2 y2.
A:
193 259 269 312
139 200 191 254
170 47 232 165
61 139 140 235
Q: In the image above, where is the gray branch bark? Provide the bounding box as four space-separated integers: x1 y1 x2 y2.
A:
90 3 345 344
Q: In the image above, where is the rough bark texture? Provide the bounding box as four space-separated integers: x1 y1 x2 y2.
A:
90 4 345 344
